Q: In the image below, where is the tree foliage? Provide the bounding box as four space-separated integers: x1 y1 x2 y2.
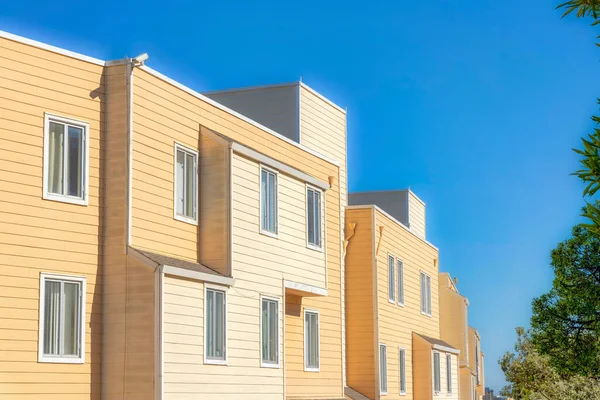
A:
530 226 600 376
500 327 600 400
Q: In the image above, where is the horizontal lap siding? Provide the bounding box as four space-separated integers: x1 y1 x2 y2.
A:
344 208 376 399
0 36 104 399
432 352 459 400
232 153 326 289
133 66 340 400
408 192 426 240
439 280 468 365
163 276 284 399
375 208 440 400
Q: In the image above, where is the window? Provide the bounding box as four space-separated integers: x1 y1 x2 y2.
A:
388 254 395 302
447 354 452 393
304 310 319 371
433 351 441 394
174 144 198 223
475 340 480 384
261 297 279 367
397 259 404 306
205 287 226 364
43 114 89 205
420 272 432 316
38 273 86 363
260 167 278 235
380 344 388 394
306 186 322 249
471 376 476 400
399 348 406 395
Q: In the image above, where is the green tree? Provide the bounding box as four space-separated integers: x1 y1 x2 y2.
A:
530 226 600 376
557 1 600 235
500 327 600 400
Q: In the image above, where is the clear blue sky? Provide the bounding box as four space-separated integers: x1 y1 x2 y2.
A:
2 0 599 392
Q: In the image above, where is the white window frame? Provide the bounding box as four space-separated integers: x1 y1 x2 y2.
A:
379 343 388 395
420 271 432 317
259 165 279 238
173 142 199 225
399 347 407 395
204 284 227 365
306 184 323 251
38 273 86 364
303 309 320 372
433 350 441 395
397 258 405 307
43 113 90 206
260 295 280 368
388 254 395 303
446 353 452 394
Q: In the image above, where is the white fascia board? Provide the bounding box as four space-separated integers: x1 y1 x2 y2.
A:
284 280 328 297
433 344 461 355
161 265 235 287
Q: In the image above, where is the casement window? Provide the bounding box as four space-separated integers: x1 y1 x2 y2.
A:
38 273 86 363
420 272 432 316
304 310 319 371
447 354 452 394
306 186 322 249
388 254 395 303
174 143 198 224
433 351 441 394
205 286 226 364
43 114 89 205
397 259 404 306
399 348 406 395
380 344 388 395
260 167 278 236
261 297 279 367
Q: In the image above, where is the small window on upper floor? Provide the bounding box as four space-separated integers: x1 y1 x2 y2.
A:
388 254 395 303
260 166 278 236
174 143 198 224
306 186 322 249
43 114 89 206
397 259 404 306
420 271 432 316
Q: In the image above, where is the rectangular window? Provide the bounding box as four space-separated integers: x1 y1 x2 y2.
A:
38 274 86 363
306 186 322 248
304 310 319 371
388 254 395 302
44 114 89 205
433 351 441 394
174 144 198 223
420 272 432 316
397 259 404 305
380 344 388 394
399 348 406 395
261 297 279 367
447 354 452 393
205 287 226 363
260 167 278 235
475 340 480 384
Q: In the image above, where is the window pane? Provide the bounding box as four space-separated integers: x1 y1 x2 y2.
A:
426 275 432 315
268 172 277 232
400 349 406 393
63 282 80 356
185 153 196 218
206 290 214 357
307 190 315 243
380 345 387 392
315 191 321 246
305 312 319 368
269 301 277 363
48 122 65 195
67 126 83 198
261 170 268 230
215 291 224 359
262 300 269 360
175 150 185 216
447 354 452 393
43 280 61 355
388 256 395 301
420 273 426 312
434 352 441 392
398 260 404 304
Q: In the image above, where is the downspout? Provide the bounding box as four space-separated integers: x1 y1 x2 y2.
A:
154 266 164 400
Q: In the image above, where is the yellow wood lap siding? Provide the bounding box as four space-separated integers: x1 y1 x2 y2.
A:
0 35 104 399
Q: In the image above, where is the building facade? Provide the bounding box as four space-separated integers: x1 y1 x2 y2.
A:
0 29 484 400
344 191 459 400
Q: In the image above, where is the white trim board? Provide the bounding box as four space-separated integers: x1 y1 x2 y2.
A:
284 280 327 297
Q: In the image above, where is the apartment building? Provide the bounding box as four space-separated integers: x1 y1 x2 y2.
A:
438 273 485 400
344 191 460 400
0 30 346 400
